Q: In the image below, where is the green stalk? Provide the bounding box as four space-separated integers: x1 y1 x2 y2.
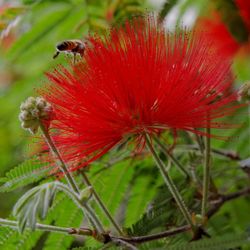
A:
194 133 204 154
0 218 102 239
39 122 105 233
154 136 189 178
56 182 105 233
144 134 195 232
0 218 74 234
39 122 79 193
201 127 211 219
81 171 123 235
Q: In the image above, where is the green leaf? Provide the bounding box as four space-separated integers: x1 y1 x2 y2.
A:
0 227 16 247
139 240 166 250
167 232 250 250
0 193 67 249
13 182 58 232
125 165 161 227
7 3 74 62
43 196 82 250
112 0 146 23
126 172 195 236
90 159 135 227
0 157 53 192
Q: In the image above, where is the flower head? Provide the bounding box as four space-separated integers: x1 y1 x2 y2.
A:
198 12 241 58
236 0 250 31
42 16 240 171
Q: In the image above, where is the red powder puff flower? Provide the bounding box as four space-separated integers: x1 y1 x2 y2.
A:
198 12 241 58
236 0 250 31
42 16 240 171
198 0 250 58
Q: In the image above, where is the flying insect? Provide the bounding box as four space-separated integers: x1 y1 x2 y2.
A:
53 39 85 63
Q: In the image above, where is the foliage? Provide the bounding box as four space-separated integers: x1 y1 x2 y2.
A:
13 182 58 232
166 232 250 250
0 157 53 192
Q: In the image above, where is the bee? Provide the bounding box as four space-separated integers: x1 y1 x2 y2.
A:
53 39 85 63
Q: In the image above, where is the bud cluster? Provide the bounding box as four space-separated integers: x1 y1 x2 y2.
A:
19 97 53 134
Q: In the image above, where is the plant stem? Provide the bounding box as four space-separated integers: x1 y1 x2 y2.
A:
56 182 105 233
154 136 189 178
201 127 211 219
39 122 79 193
207 187 250 218
144 134 195 231
84 204 105 233
1 188 249 243
194 134 204 154
113 225 191 243
0 218 91 235
80 171 123 235
111 238 139 250
177 145 240 161
0 218 189 244
39 122 105 233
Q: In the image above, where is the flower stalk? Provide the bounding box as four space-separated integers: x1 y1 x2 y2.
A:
0 218 107 242
154 136 190 178
194 134 204 154
39 122 80 193
144 134 195 232
0 217 189 244
201 126 211 220
38 121 105 233
0 218 78 234
1 186 249 243
55 182 105 233
80 171 123 235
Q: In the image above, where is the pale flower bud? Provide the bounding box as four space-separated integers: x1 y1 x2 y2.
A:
238 82 250 103
19 111 31 121
36 97 47 109
19 96 53 134
20 100 35 111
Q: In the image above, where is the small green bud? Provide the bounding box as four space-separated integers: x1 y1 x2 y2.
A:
194 214 203 225
79 186 93 202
